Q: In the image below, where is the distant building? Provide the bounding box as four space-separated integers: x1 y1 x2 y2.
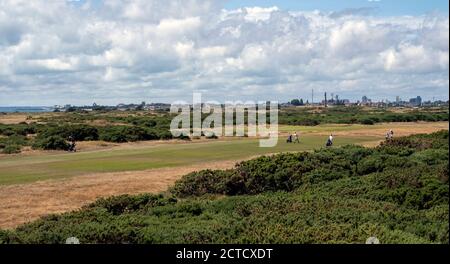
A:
360 96 372 106
409 96 422 107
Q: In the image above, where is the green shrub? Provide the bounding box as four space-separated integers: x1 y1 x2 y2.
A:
360 118 375 125
278 106 448 126
99 126 158 142
39 125 99 141
88 194 176 215
0 134 29 148
170 170 235 197
171 131 448 197
2 144 21 154
32 136 70 150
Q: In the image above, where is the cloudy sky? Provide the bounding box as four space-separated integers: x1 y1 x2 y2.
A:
0 0 448 106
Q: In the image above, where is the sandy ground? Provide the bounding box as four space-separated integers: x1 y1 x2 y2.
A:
0 160 238 229
0 114 29 124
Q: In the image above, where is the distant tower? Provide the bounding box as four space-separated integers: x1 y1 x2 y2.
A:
312 89 314 105
324 92 328 107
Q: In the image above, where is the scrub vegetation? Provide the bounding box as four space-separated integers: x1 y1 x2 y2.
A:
0 106 448 153
1 131 447 244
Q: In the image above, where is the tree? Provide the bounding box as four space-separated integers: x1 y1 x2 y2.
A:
299 99 304 106
291 99 301 106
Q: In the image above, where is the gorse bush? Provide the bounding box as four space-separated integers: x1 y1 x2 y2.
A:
170 170 236 197
38 124 99 141
0 134 31 154
2 144 21 154
0 131 448 244
278 106 449 126
87 194 178 215
32 136 70 150
171 145 375 196
98 126 160 142
0 123 38 137
171 131 448 200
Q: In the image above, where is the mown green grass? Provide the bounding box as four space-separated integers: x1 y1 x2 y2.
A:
0 134 375 185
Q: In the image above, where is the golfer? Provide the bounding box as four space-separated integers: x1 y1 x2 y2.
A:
293 132 300 143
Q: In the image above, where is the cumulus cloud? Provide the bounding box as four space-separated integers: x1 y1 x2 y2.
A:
0 0 448 105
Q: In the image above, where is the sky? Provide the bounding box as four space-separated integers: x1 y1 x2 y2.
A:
0 0 448 106
226 0 449 16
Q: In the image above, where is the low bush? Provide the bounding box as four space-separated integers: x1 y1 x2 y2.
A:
360 118 375 125
38 124 99 141
171 131 448 197
2 144 21 154
0 123 38 136
0 134 30 154
278 106 449 126
98 126 158 142
170 170 236 197
32 136 70 150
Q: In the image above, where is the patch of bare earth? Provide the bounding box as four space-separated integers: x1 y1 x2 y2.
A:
0 114 28 124
0 160 238 229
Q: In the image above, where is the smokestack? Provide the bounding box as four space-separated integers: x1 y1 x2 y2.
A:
325 92 327 107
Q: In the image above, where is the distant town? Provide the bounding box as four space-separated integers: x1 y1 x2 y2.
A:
51 93 449 113
283 93 448 108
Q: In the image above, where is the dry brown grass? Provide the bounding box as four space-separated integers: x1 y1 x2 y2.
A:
0 114 29 124
0 160 238 229
318 122 448 138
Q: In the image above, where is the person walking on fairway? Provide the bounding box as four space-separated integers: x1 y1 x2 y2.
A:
326 133 333 147
293 131 300 143
385 129 394 141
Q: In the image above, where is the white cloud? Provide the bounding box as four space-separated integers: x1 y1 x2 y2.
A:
244 6 279 22
382 44 448 73
0 0 448 105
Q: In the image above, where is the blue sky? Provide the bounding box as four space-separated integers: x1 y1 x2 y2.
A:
73 0 449 16
225 0 449 16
